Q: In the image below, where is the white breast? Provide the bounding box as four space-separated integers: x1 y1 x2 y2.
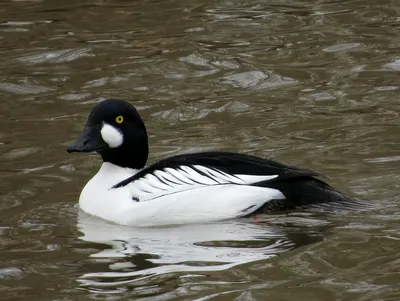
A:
79 163 285 227
79 162 139 222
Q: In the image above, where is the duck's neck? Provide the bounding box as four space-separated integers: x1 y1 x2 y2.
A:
100 146 148 170
93 162 139 187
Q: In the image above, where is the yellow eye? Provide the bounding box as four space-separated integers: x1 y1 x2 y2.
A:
115 115 124 124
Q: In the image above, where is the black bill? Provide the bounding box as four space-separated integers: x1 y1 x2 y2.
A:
67 126 108 153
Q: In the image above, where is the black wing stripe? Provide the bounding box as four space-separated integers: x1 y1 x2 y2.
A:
195 165 245 184
194 165 229 184
153 173 172 186
180 166 218 185
143 174 170 191
165 167 196 185
211 166 243 181
209 166 243 183
155 170 184 186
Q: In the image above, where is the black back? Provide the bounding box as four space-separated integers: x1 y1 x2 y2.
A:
114 151 360 210
114 151 325 188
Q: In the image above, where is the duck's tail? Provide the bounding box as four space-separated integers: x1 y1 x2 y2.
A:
252 177 373 213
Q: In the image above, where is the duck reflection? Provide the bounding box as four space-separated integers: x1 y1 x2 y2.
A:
77 211 323 290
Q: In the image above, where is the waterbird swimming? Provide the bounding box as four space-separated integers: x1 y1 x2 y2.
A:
67 99 357 226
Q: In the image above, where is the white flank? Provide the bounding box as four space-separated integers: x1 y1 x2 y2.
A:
79 163 285 227
100 123 123 148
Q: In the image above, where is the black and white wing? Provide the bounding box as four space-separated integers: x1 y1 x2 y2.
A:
114 152 325 203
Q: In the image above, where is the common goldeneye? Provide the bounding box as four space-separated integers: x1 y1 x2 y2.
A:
67 99 356 226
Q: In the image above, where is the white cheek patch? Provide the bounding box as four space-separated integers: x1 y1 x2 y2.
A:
100 123 123 148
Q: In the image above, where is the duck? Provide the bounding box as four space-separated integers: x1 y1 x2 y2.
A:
67 99 357 226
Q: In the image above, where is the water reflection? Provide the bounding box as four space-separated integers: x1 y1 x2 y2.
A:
77 211 315 291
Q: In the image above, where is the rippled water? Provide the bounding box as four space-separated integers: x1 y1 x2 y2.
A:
0 0 399 300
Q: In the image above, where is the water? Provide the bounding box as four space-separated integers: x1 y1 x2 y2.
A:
0 0 399 300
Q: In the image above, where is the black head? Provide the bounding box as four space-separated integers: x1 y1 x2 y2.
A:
67 99 148 169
